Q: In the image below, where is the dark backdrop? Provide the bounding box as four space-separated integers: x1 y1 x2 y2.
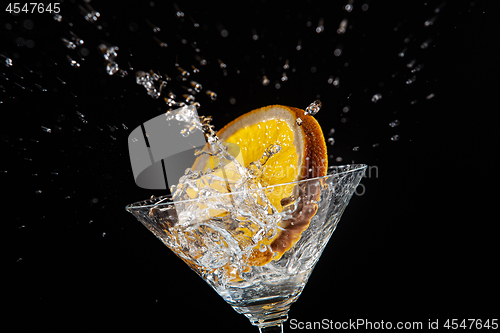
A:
4 1 499 331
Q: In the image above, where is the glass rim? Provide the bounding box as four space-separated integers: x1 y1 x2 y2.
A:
125 163 367 210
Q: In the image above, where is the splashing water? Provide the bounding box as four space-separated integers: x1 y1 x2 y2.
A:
135 70 165 99
157 105 291 278
304 100 322 116
2 1 460 266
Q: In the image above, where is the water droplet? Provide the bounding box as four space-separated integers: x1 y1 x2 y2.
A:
327 137 335 145
389 120 400 127
296 118 303 126
14 82 26 90
53 14 62 22
342 106 350 113
190 81 202 93
281 72 288 82
136 70 165 99
259 243 267 252
315 18 325 33
407 59 416 69
305 100 322 116
66 55 80 68
371 93 382 103
420 39 432 49
183 94 195 104
117 69 128 77
406 76 416 85
251 28 259 41
218 59 227 69
398 47 407 57
41 126 51 133
35 190 42 194
261 75 270 86
35 83 47 92
328 76 340 87
411 64 424 73
335 156 343 162
153 36 168 48
146 19 161 33
99 44 118 60
391 134 400 141
80 4 100 22
424 16 437 27
353 146 360 151
4 57 13 67
176 66 190 80
106 62 119 75
296 40 302 51
69 31 84 45
337 19 348 34
205 90 217 101
61 38 76 49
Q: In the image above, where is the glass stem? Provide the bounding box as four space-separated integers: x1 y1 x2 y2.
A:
259 324 284 333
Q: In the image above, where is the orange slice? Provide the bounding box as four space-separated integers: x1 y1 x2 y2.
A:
194 105 328 267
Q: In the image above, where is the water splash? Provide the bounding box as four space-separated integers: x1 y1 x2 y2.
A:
391 134 400 141
66 55 80 68
262 76 270 86
206 90 218 101
247 144 282 179
337 19 348 34
371 93 382 103
61 38 76 50
135 70 165 99
79 4 100 22
99 44 128 77
304 100 322 116
389 120 400 128
3 57 13 67
4 0 454 272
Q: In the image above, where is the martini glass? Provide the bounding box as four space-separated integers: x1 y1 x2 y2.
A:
126 164 367 332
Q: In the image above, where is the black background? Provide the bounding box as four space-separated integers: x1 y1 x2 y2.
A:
3 0 499 331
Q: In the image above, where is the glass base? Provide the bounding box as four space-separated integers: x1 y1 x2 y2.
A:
231 294 299 330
